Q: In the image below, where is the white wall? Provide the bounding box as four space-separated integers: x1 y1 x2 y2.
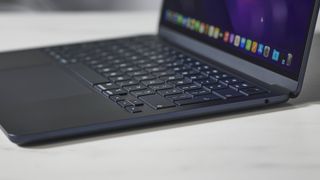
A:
0 0 163 11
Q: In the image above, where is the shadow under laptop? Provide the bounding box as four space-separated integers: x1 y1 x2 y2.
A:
25 33 320 149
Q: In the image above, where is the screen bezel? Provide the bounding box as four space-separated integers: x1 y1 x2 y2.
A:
158 0 320 97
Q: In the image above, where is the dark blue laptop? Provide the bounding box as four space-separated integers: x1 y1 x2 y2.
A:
0 0 319 145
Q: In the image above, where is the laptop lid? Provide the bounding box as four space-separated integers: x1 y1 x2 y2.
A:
158 0 320 97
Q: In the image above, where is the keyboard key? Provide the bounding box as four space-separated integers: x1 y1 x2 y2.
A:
213 89 244 99
166 94 193 101
140 94 176 110
121 66 140 72
203 83 227 91
240 87 267 96
118 100 132 108
179 70 199 76
115 63 134 69
153 70 175 77
201 69 220 76
142 79 164 86
230 82 255 90
187 89 211 97
177 84 201 92
97 67 117 73
160 74 184 82
125 106 142 113
104 71 124 77
186 74 207 81
220 78 243 85
194 78 217 86
128 70 148 77
128 99 144 106
139 63 158 68
110 95 126 102
104 88 128 96
158 88 183 97
131 89 155 97
117 80 139 87
109 75 131 82
135 75 156 81
172 66 191 72
194 65 210 71
175 94 220 106
124 84 147 92
145 67 167 73
168 78 192 86
95 82 118 91
149 84 173 91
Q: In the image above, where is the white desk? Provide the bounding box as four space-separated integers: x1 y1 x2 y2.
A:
0 12 320 180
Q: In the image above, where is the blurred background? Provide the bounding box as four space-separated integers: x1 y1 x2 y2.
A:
0 0 162 11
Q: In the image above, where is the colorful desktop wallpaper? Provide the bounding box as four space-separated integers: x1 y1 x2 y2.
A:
161 0 316 80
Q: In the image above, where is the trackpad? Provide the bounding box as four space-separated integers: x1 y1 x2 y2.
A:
0 65 92 105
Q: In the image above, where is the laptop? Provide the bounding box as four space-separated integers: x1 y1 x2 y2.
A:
0 0 319 145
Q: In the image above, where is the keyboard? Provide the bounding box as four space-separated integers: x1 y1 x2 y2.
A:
45 36 268 113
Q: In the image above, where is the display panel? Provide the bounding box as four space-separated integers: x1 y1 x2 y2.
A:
160 0 316 80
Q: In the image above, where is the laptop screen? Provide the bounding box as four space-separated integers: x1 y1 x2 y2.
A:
160 0 316 80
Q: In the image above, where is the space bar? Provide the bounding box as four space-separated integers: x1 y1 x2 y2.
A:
68 63 109 85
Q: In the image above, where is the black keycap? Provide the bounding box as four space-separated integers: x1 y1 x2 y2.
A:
160 74 184 82
121 66 140 72
213 89 244 99
128 99 144 106
142 79 164 86
210 74 229 81
98 67 118 73
158 88 183 97
186 74 207 81
118 100 132 108
128 70 148 77
125 106 142 113
117 80 139 87
153 70 175 77
145 67 167 73
104 71 124 77
124 85 147 92
110 95 126 102
172 66 191 72
220 78 243 85
69 63 109 85
175 94 220 106
109 75 131 82
166 94 193 101
95 82 118 91
187 89 211 97
203 83 227 91
168 78 192 86
230 82 255 90
240 87 267 96
194 65 210 71
104 88 128 96
131 89 155 97
179 70 199 76
149 84 173 91
135 75 156 81
201 69 220 76
140 94 176 110
178 84 201 92
139 63 158 68
194 78 217 86
115 63 133 68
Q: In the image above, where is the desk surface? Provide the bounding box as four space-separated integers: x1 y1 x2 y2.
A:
0 12 320 180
